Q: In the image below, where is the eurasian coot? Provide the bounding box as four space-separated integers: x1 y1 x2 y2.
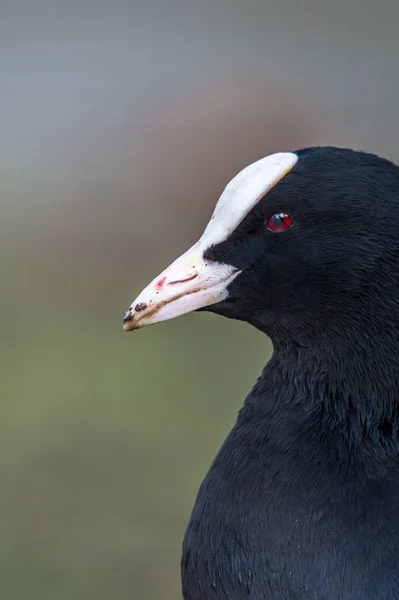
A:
123 147 399 599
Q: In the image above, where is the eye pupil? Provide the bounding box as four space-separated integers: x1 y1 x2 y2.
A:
266 212 293 232
272 214 283 226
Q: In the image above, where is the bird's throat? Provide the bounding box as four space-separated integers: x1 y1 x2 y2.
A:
240 340 399 482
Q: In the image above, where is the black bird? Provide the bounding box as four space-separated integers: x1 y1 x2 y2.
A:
123 147 399 599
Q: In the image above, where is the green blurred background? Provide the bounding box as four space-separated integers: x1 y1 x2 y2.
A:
2 1 399 598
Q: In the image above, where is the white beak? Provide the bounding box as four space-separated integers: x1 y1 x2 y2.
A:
123 152 298 331
123 244 240 331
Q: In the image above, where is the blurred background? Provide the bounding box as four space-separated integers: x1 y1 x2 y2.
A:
2 0 399 598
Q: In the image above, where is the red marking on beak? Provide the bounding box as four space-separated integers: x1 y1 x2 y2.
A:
156 276 167 291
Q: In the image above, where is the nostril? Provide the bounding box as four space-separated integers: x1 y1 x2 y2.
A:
123 311 133 322
168 274 198 286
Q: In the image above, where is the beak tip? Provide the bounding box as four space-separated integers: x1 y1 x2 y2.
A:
123 310 135 331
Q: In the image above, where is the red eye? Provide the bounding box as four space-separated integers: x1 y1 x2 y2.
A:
266 212 293 233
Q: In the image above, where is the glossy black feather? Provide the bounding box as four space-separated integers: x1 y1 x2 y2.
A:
182 147 399 599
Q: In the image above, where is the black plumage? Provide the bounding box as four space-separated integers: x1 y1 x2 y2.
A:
128 147 399 599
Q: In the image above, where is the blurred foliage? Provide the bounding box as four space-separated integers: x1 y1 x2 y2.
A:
2 218 269 598
2 0 399 597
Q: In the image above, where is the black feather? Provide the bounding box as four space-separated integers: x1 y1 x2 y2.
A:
183 147 399 599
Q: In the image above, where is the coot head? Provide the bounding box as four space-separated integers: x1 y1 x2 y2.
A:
123 146 399 350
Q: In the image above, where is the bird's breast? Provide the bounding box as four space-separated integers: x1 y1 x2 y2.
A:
180 424 399 600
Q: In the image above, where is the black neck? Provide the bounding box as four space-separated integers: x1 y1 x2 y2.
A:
240 336 399 483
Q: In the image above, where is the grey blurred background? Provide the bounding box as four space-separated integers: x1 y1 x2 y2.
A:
2 1 399 598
